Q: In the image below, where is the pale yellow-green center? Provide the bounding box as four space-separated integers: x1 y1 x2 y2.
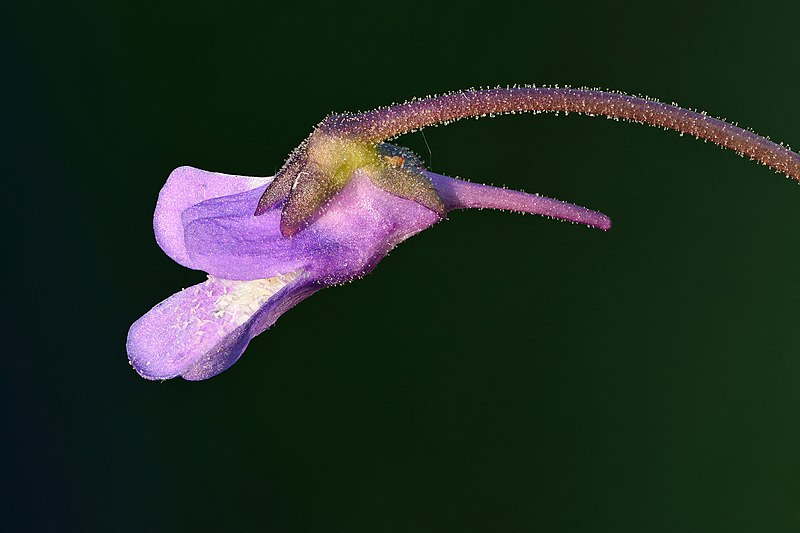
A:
307 135 381 189
212 271 300 328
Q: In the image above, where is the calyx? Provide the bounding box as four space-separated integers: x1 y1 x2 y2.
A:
255 129 443 236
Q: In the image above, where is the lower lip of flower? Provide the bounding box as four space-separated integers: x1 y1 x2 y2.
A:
132 270 301 374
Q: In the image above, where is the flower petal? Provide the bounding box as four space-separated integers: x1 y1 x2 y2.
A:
183 170 442 282
181 186 315 280
126 272 318 381
154 166 273 268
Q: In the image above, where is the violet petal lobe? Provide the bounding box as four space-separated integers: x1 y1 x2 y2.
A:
127 271 319 381
182 169 442 282
154 166 274 268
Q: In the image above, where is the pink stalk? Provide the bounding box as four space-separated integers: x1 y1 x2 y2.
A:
324 87 800 182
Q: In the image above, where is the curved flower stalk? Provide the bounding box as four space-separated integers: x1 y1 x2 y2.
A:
127 87 799 381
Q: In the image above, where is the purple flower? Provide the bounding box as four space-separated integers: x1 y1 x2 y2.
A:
128 87 800 381
127 165 608 380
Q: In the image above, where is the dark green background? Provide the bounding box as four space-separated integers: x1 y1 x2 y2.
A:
5 1 799 531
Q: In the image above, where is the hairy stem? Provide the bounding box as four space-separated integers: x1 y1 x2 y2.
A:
322 87 800 182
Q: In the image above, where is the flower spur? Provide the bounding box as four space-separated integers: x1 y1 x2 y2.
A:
127 87 800 381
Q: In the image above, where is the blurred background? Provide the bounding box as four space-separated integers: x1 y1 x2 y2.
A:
4 1 799 531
